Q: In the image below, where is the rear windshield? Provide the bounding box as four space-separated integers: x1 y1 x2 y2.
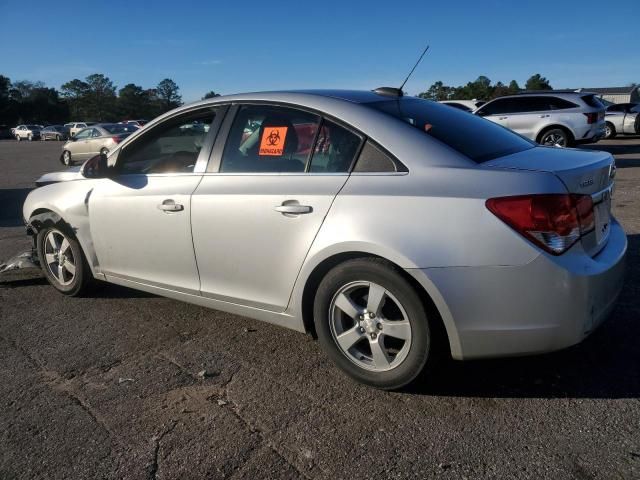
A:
102 124 135 134
366 98 534 163
581 94 604 109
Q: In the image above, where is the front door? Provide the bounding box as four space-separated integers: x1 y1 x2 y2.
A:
89 106 222 294
191 104 364 311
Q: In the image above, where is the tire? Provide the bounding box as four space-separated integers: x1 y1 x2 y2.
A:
36 222 94 296
313 258 432 390
100 147 109 156
604 122 617 139
28 134 33 141
62 150 72 166
539 128 572 148
56 134 62 141
16 135 21 141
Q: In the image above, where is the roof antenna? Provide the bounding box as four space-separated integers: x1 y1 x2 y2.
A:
373 44 430 97
399 44 430 93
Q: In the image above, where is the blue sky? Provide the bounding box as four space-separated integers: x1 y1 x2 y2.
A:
0 0 638 102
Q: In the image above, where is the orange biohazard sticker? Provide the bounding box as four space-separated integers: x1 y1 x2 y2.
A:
259 126 288 156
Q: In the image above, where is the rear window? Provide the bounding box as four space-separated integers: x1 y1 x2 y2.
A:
581 95 604 109
366 98 534 163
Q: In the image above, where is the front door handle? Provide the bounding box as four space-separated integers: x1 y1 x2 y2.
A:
158 199 184 212
499 116 508 120
274 204 313 215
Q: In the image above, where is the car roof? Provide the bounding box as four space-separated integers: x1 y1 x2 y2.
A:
118 89 475 171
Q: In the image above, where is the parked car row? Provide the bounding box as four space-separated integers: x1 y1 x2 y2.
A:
8 119 147 143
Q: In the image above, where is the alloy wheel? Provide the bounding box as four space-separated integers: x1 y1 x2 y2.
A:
541 132 567 147
43 230 77 286
63 151 71 165
605 124 612 138
329 281 412 372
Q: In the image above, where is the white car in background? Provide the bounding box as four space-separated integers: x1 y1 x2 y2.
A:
14 125 42 141
65 122 97 137
439 100 485 113
603 103 640 139
475 92 605 147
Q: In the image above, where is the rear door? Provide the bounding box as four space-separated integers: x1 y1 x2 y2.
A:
191 104 363 311
507 97 552 140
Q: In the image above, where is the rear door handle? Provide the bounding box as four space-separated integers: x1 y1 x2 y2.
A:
499 116 508 120
274 204 313 215
539 114 550 118
158 199 184 212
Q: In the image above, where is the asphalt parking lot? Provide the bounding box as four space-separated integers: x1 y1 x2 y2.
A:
0 139 638 480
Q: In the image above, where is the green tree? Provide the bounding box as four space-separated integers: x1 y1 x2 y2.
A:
0 75 11 124
156 78 182 113
417 81 456 101
525 74 552 91
202 90 221 99
60 79 90 119
84 74 117 121
118 83 152 119
508 80 521 94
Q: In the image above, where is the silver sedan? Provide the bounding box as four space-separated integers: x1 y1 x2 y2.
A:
23 89 626 389
60 123 137 166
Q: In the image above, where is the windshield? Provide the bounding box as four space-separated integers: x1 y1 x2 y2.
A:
365 97 534 163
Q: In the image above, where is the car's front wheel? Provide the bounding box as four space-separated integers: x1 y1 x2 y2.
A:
62 150 72 166
100 147 109 156
314 258 432 390
16 135 21 141
36 225 93 296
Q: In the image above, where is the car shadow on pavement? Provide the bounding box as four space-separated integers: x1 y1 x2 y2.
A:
408 233 640 400
0 188 32 227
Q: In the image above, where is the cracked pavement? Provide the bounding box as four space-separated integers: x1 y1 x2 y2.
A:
0 139 639 479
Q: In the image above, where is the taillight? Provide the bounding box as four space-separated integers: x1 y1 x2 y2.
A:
486 194 594 255
583 112 598 124
111 136 122 144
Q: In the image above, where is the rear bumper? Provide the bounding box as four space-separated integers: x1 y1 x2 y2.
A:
410 218 627 360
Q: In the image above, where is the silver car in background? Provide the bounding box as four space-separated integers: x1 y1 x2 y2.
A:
14 124 42 141
603 103 640 139
23 90 626 389
476 92 605 147
61 123 137 166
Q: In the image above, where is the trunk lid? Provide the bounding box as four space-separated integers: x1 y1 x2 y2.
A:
484 146 616 256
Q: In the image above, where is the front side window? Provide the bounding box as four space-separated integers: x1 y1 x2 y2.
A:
75 129 92 139
478 98 518 116
116 107 217 174
220 105 320 173
91 129 101 137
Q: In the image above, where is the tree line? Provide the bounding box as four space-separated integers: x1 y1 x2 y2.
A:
417 73 553 101
0 73 221 126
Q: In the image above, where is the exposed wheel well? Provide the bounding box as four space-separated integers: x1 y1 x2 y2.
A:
301 252 451 357
536 124 575 145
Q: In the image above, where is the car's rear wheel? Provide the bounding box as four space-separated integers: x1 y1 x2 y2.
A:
539 128 571 148
28 134 33 141
62 150 72 166
604 122 616 139
56 134 62 141
314 258 432 390
36 225 94 296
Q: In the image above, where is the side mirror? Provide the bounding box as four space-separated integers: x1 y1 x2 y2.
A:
475 109 487 116
82 153 112 179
